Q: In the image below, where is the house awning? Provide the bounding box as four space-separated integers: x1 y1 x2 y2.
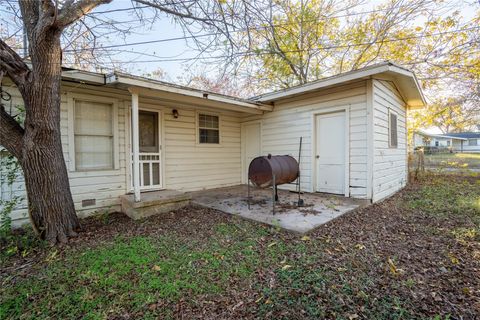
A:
105 72 272 115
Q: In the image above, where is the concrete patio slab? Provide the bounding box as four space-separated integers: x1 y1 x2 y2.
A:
189 185 369 233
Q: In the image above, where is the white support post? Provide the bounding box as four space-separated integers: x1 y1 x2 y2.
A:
129 88 141 202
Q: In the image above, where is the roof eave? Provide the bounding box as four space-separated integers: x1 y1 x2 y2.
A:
106 72 273 114
254 63 426 109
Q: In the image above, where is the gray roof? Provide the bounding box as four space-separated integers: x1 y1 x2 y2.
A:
438 132 480 139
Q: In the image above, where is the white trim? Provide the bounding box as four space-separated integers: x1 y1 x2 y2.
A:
255 63 426 108
67 92 120 174
140 107 164 190
126 105 166 192
311 106 350 197
195 110 222 146
366 79 374 200
240 120 263 184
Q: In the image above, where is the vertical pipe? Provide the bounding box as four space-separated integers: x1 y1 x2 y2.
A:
298 137 302 205
272 174 276 215
130 89 141 202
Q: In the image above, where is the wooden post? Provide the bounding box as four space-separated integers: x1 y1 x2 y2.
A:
129 88 141 202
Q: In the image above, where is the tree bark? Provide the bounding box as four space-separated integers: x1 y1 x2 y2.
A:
20 27 79 243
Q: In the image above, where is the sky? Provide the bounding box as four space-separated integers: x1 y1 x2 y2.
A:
77 0 478 81
0 0 477 80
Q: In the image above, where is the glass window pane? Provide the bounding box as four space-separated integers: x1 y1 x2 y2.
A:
75 136 113 170
142 163 150 186
152 163 160 185
75 100 112 135
198 114 219 129
139 111 158 152
199 128 219 144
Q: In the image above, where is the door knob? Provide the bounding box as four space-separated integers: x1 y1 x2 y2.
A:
316 155 320 159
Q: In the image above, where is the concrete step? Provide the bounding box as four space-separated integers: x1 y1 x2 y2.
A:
120 190 191 220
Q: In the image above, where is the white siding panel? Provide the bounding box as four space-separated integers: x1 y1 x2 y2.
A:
372 79 408 202
257 81 368 199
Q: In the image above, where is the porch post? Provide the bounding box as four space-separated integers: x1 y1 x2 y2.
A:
129 87 141 202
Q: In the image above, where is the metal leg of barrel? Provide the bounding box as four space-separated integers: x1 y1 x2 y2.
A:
272 175 276 215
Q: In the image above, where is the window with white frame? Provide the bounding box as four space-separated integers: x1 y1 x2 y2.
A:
389 110 398 148
74 100 114 170
468 139 478 146
198 113 220 144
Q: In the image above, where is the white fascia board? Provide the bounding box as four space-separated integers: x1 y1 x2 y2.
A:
256 64 391 102
106 73 273 112
61 70 105 85
255 63 426 109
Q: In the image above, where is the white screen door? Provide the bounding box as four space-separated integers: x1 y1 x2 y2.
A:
315 112 346 194
137 110 162 189
242 122 261 183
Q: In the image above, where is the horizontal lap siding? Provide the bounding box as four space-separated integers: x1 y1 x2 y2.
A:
259 81 368 198
372 79 407 202
163 108 242 191
1 84 129 225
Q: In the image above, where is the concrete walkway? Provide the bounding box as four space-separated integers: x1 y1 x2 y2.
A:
189 185 368 233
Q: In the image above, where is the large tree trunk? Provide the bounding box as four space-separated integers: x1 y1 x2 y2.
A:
21 28 79 243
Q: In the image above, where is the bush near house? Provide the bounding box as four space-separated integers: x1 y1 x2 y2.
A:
1 172 479 319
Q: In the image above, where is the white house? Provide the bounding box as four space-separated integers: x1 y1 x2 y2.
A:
0 62 425 225
413 131 480 152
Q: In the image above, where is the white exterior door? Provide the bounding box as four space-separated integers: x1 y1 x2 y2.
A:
242 122 261 183
138 110 162 190
315 112 346 194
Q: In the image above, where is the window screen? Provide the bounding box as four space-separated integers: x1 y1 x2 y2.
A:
389 111 398 148
74 100 114 170
198 114 220 144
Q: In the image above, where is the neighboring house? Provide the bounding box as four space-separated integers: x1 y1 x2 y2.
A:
413 131 480 152
0 62 425 225
441 132 480 153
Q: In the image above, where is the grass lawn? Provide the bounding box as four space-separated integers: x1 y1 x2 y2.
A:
1 173 479 319
423 152 480 169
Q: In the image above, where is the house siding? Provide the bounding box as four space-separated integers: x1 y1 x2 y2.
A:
372 79 408 202
162 107 242 191
1 83 243 226
244 80 368 198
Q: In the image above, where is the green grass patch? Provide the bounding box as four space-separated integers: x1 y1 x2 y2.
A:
405 173 480 221
2 174 479 318
424 153 480 169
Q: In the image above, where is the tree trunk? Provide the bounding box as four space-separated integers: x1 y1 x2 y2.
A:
21 28 79 243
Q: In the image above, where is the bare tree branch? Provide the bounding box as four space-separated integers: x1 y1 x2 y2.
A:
0 72 24 160
57 0 113 28
0 38 31 88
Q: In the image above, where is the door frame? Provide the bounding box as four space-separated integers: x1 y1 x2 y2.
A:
311 107 350 197
127 105 166 192
241 120 262 184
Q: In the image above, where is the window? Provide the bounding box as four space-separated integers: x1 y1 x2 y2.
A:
447 140 451 146
198 113 220 144
468 139 478 146
74 100 114 170
389 110 398 148
435 140 439 147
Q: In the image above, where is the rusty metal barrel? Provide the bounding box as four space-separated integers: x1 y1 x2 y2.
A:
248 154 299 188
